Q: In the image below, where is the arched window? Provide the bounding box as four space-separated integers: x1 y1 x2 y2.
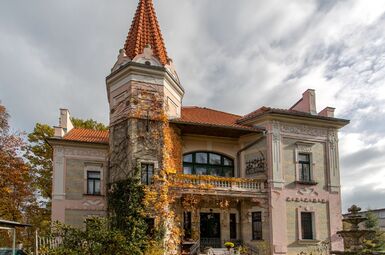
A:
183 152 234 177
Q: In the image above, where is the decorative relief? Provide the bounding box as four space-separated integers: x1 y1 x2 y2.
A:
245 151 266 175
297 187 318 196
82 199 104 207
280 124 327 137
296 142 314 153
286 197 327 203
328 129 338 149
272 121 281 142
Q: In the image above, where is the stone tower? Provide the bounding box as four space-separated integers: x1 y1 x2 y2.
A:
106 0 184 182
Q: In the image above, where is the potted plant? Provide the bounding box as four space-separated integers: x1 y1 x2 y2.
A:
224 241 235 251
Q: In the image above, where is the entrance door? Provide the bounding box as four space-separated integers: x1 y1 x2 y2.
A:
200 213 221 248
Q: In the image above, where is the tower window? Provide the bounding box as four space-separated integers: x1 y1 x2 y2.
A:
141 163 154 185
183 152 234 177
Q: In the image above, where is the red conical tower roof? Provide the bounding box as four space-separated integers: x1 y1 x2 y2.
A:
124 0 170 66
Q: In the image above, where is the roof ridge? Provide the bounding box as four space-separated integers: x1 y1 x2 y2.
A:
124 0 169 65
182 106 241 118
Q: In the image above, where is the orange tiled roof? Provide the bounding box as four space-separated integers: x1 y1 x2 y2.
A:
63 128 109 144
173 106 261 131
124 0 169 65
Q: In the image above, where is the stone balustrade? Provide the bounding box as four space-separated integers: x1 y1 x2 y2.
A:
169 174 266 194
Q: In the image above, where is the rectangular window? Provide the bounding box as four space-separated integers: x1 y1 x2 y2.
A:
183 212 192 239
252 212 262 240
87 171 101 195
301 212 314 240
141 163 154 185
230 213 237 239
145 218 155 237
299 153 311 182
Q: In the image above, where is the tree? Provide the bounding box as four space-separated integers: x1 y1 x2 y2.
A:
26 123 54 201
0 103 32 247
48 217 131 255
0 103 31 221
363 210 385 252
71 117 108 131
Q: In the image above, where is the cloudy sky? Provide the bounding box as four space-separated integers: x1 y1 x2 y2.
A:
1 0 385 212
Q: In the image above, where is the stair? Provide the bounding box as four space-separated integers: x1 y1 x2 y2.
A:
199 248 232 255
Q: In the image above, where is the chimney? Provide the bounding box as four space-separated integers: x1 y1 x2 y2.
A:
54 109 74 138
290 89 317 115
319 107 335 118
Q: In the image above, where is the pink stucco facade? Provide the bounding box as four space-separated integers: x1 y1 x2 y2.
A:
48 0 349 253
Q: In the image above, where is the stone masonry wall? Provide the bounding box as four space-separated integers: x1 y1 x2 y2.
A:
109 80 165 183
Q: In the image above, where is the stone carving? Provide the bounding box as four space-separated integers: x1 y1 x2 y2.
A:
286 197 327 203
245 151 266 175
297 187 318 196
280 124 327 137
328 129 338 149
296 142 314 153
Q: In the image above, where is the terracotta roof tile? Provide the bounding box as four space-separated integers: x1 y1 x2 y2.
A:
124 0 169 65
63 128 109 144
173 106 261 132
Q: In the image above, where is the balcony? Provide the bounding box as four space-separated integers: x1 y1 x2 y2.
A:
169 174 266 197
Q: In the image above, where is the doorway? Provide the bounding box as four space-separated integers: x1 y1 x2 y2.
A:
200 212 221 248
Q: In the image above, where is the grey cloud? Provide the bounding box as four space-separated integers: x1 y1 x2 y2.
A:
342 185 385 212
1 0 385 210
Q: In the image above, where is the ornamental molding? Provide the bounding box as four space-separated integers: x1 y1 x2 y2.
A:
297 187 318 196
327 129 339 149
286 197 327 203
296 142 315 153
280 124 328 137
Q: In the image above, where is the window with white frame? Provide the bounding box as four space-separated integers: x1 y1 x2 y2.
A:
295 142 316 184
87 171 101 195
300 212 314 240
298 153 311 182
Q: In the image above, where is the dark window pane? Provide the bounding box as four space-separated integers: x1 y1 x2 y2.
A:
88 172 100 178
183 154 193 163
195 166 207 175
209 153 221 165
182 152 234 177
223 157 233 166
301 212 313 240
209 167 222 176
87 180 94 194
94 180 100 194
300 164 311 181
196 153 208 164
223 167 234 177
183 165 193 175
252 212 262 240
230 213 237 239
141 163 154 185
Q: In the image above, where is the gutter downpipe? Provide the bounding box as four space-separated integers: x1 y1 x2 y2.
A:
236 127 267 243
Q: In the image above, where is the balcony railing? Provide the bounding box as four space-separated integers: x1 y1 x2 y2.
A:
169 174 265 193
